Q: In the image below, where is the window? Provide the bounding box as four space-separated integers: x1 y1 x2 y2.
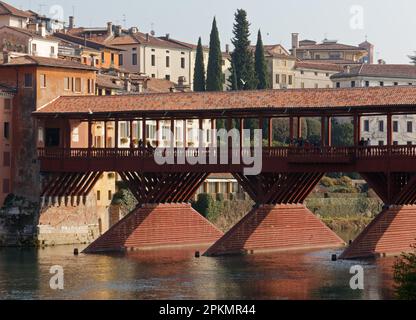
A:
364 120 370 132
380 81 384 86
326 73 330 77
50 46 55 55
408 121 413 133
111 53 115 64
101 52 105 63
95 59 99 66
301 82 305 89
281 74 287 85
74 78 81 93
315 54 320 60
393 141 399 146
379 120 384 132
38 127 44 143
181 57 185 69
165 75 171 81
151 74 155 78
379 141 385 146
3 179 9 194
365 81 370 87
314 72 318 76
288 75 293 85
4 99 11 110
300 71 304 75
409 83 413 86
151 55 156 66
166 56 170 68
24 73 33 88
3 152 10 167
97 190 101 201
408 141 413 146
275 74 280 84
351 81 356 88
32 43 37 54
64 77 71 91
132 53 137 65
88 79 94 94
119 54 124 66
314 83 319 89
394 82 399 86
336 82 340 88
393 121 399 133
108 190 112 201
4 122 10 139
40 74 46 88
83 57 88 64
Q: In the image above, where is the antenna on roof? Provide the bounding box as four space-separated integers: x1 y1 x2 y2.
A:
150 22 155 36
122 14 127 28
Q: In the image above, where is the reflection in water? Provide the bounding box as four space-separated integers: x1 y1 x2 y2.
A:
0 243 396 300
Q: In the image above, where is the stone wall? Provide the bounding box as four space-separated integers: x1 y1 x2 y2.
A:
37 195 107 246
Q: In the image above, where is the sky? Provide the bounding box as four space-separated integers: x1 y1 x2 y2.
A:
7 0 416 64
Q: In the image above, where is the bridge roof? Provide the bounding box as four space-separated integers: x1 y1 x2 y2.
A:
34 86 416 119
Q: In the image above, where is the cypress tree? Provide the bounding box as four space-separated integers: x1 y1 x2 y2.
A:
228 9 258 90
206 17 223 91
193 37 206 92
255 30 269 89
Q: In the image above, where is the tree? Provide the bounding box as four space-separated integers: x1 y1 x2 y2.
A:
332 122 354 147
206 17 223 92
193 37 206 92
394 251 416 300
409 52 416 65
228 9 258 90
255 30 269 89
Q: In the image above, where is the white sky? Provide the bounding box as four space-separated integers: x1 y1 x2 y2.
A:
8 0 416 64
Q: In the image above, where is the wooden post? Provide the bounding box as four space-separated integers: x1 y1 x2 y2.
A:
104 121 107 148
156 120 160 147
129 120 134 148
297 117 302 139
327 117 332 147
387 113 393 147
199 118 204 147
171 118 176 148
114 119 119 148
184 119 188 148
88 119 93 149
142 117 146 145
211 119 215 147
268 118 273 148
353 114 361 146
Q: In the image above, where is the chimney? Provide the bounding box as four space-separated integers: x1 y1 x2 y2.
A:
107 22 113 36
28 23 39 33
165 33 170 40
344 65 351 73
2 50 10 64
69 16 75 29
39 22 46 38
146 33 150 42
378 59 386 65
292 33 299 57
225 44 230 54
115 25 122 37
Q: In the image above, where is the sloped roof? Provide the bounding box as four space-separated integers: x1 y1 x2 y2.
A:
0 25 59 41
295 61 344 72
34 86 416 116
0 55 97 71
331 64 416 79
54 32 123 51
0 1 31 18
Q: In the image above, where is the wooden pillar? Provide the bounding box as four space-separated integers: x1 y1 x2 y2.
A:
211 119 215 147
171 118 175 148
297 117 302 139
199 118 204 147
104 120 107 148
88 119 93 149
268 118 273 148
258 117 264 147
129 120 134 148
184 119 188 147
142 117 146 145
240 118 244 148
353 114 361 146
327 117 332 146
114 119 119 148
387 113 393 147
226 117 233 131
156 120 160 147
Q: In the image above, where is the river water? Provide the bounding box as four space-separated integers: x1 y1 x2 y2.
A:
0 234 398 300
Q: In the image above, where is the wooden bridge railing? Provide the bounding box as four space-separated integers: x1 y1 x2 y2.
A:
38 145 416 161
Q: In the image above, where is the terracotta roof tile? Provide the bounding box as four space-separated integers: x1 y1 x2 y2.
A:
0 1 31 18
0 55 97 71
331 64 416 79
35 86 416 116
295 61 344 72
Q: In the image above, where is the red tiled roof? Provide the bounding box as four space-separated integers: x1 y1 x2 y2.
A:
35 86 416 115
107 32 190 50
0 25 59 41
0 1 31 18
0 55 97 71
331 64 416 79
295 61 344 72
298 42 366 51
144 78 176 93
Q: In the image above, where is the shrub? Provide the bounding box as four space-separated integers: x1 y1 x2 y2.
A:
394 250 416 300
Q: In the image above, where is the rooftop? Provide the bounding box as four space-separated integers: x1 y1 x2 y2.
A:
34 86 416 117
0 1 31 18
295 61 344 72
331 64 416 79
0 55 98 71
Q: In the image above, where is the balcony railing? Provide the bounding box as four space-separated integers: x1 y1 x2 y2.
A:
37 145 416 162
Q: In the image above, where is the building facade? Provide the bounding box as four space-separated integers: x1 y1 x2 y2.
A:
0 86 13 205
0 1 30 29
331 64 416 145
